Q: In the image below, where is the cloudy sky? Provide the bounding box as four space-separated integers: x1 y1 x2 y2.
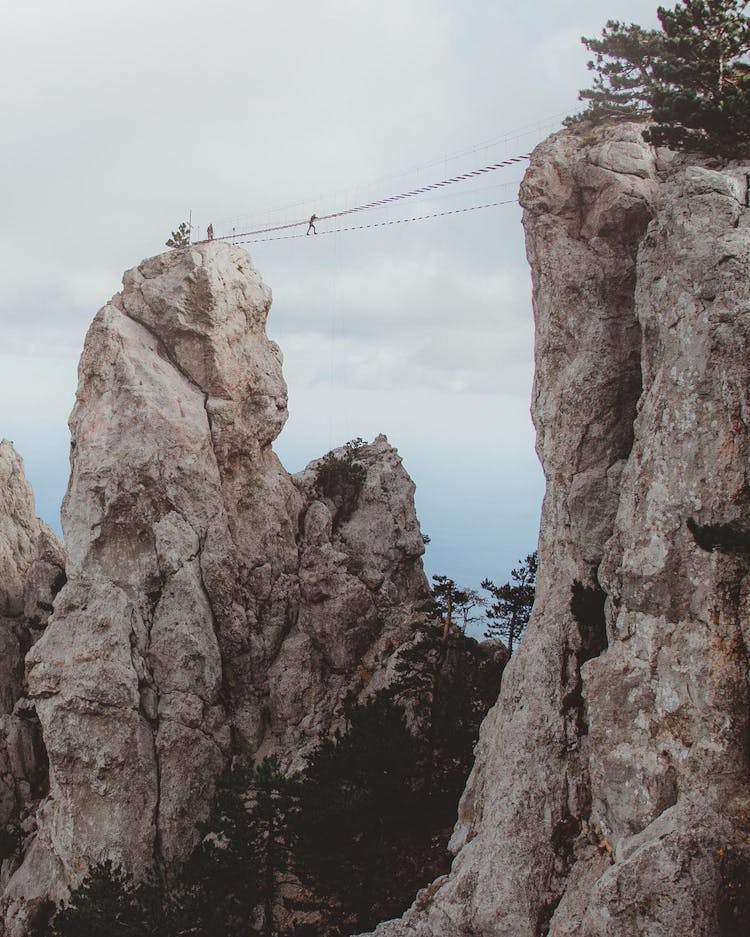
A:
1 0 659 618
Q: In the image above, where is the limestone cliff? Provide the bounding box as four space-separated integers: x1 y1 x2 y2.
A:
362 123 750 936
0 443 65 895
1 244 427 932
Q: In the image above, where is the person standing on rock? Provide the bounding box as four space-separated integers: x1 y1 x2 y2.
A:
207 223 214 240
306 213 317 235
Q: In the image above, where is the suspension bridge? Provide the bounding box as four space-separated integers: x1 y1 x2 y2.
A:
184 144 541 249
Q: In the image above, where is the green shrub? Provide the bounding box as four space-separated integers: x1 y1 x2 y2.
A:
316 439 367 521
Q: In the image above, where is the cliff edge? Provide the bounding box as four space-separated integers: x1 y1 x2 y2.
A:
362 123 750 936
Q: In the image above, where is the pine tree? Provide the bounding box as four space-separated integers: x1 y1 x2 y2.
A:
649 0 750 151
578 21 665 117
482 552 538 656
399 575 477 796
574 1 750 155
189 763 259 935
190 756 300 937
247 757 301 937
420 575 485 636
388 628 500 804
296 695 427 934
51 861 142 937
165 222 191 249
135 861 206 937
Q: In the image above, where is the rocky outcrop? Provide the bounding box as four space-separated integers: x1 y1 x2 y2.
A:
0 443 65 897
361 124 750 936
1 244 427 931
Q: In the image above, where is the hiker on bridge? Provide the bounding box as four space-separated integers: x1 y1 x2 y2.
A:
306 214 317 235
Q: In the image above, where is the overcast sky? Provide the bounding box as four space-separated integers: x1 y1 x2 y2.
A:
1 0 660 621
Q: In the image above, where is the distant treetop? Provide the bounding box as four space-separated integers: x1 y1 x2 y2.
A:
570 0 750 156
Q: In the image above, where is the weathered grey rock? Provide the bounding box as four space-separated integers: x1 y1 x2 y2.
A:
2 243 427 930
0 443 58 622
0 442 64 905
563 154 750 937
360 124 750 936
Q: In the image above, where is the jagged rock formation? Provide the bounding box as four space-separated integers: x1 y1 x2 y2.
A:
1 244 427 932
0 443 65 897
362 123 750 936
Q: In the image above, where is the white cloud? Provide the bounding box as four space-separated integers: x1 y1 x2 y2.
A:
1 0 658 588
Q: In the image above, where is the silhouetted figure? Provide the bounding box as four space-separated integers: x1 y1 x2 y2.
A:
307 214 317 235
207 223 214 240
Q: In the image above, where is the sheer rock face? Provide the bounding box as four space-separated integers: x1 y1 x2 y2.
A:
0 443 65 896
2 243 426 929
362 124 750 937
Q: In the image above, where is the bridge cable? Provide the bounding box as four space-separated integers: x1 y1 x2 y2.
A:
211 155 529 243
234 199 517 245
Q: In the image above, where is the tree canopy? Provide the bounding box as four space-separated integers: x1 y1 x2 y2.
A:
482 552 538 656
574 0 750 155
